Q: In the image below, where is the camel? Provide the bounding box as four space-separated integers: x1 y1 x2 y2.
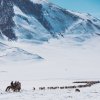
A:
5 81 21 92
5 86 14 92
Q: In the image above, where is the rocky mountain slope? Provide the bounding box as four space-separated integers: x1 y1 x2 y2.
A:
0 0 100 42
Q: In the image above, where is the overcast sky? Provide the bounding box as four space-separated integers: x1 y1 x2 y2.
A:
49 0 100 19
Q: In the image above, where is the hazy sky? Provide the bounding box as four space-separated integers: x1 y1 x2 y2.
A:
49 0 100 18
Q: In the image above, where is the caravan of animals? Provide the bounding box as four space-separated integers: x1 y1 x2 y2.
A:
1 81 100 93
0 0 100 99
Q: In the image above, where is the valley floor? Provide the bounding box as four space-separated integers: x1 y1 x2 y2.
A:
0 80 100 100
0 37 100 80
0 37 100 99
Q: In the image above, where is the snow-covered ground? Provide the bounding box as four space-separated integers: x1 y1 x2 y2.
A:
0 36 100 99
1 36 100 80
0 80 100 100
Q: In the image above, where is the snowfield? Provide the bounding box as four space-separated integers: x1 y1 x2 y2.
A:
0 80 100 100
0 0 100 99
0 36 100 100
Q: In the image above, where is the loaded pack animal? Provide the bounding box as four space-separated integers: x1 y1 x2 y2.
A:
39 87 45 90
5 81 21 92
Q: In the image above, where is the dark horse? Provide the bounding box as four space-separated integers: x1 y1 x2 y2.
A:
5 81 21 92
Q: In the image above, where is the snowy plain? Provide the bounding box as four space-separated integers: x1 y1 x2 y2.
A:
0 36 100 100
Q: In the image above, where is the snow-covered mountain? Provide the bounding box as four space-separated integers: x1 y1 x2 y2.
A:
0 42 43 62
0 0 100 42
1 1 100 100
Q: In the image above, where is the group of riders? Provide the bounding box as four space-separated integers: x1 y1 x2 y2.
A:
5 81 21 92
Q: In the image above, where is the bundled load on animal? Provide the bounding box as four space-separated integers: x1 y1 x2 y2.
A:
5 81 21 92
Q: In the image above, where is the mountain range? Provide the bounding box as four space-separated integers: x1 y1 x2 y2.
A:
0 0 100 62
0 0 100 43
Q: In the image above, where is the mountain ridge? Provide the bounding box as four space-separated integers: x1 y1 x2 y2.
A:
0 0 100 42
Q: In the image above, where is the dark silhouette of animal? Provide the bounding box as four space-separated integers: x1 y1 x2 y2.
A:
67 86 76 89
47 86 59 90
75 89 80 92
65 86 68 89
60 87 64 89
5 81 21 92
52 87 58 89
33 87 35 90
39 87 45 90
5 86 14 92
13 81 21 92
